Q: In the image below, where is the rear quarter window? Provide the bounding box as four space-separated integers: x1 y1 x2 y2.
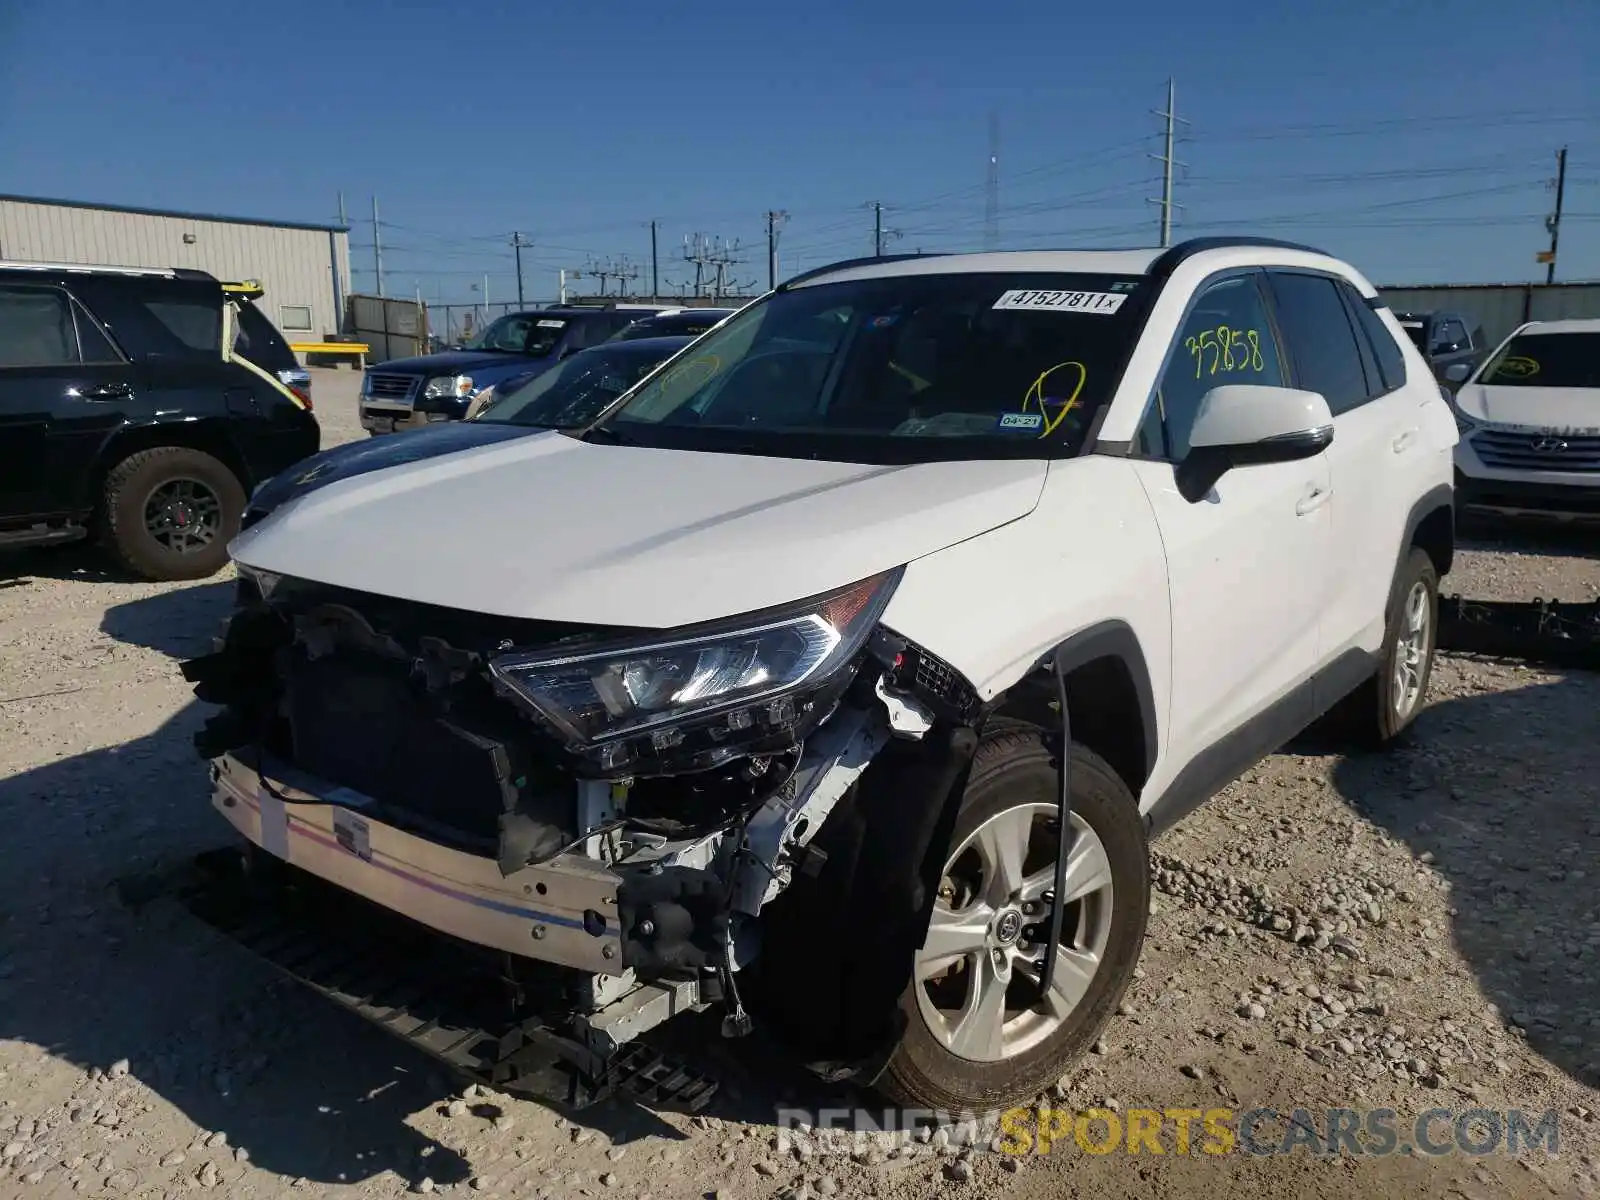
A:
74 277 224 362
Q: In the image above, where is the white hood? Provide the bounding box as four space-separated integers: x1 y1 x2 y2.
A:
1454 383 1600 435
231 433 1048 628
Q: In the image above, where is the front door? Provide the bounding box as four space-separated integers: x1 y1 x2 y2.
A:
0 283 137 521
1125 271 1331 800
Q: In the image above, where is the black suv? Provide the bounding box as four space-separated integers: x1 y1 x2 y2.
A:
1392 309 1488 392
0 263 320 580
359 303 663 434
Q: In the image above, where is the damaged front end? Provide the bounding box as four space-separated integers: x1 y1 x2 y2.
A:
178 563 975 1102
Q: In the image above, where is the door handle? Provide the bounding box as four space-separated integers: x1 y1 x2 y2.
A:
1295 485 1331 517
1392 429 1417 454
79 381 132 401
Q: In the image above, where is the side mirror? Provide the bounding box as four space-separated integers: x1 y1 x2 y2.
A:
1178 384 1335 503
1444 362 1471 383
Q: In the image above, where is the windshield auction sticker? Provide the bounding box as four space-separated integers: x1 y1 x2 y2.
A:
993 289 1128 315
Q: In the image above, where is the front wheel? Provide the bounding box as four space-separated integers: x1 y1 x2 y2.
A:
877 731 1149 1111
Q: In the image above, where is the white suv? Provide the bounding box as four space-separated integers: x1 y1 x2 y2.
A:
188 236 1458 1112
1451 318 1600 522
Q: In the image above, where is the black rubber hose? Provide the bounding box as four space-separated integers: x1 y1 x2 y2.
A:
1041 653 1073 996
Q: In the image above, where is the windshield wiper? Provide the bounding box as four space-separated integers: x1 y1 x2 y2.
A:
578 424 632 445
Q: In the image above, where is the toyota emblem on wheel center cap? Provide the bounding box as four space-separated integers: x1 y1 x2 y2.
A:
994 909 1024 945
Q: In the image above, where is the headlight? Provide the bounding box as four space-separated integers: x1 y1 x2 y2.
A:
423 374 475 400
489 570 900 771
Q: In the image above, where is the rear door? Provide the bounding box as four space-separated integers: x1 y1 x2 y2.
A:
0 282 138 521
1263 269 1415 676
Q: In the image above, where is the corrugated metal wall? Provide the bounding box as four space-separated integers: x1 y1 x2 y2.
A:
0 199 350 359
1377 282 1600 349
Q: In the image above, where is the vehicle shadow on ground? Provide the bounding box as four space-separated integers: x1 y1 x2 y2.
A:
0 543 129 586
0 585 851 1188
1328 669 1600 1091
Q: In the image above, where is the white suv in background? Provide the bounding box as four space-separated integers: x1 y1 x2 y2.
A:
1451 318 1600 522
193 237 1458 1112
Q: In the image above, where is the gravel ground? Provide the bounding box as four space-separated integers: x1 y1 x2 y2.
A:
1 371 1596 1200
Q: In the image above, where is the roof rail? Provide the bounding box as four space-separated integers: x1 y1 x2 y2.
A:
1147 236 1329 279
0 260 179 278
778 251 949 291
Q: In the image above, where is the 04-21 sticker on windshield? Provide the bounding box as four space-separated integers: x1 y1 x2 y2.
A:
992 289 1128 316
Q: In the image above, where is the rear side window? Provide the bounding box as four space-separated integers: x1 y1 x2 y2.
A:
1265 272 1370 416
1346 293 1407 394
0 286 79 367
74 277 224 362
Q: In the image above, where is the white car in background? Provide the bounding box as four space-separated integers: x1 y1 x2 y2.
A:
1451 318 1600 522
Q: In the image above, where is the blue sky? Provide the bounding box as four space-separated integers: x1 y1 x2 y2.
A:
1 0 1596 305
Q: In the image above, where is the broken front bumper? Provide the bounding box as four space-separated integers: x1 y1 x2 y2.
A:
210 751 627 975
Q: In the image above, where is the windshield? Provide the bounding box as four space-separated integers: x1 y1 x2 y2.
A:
474 343 683 428
464 312 565 356
1477 332 1600 389
587 272 1152 462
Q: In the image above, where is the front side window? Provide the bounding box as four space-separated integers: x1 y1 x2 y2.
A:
589 272 1153 462
0 287 79 367
1266 272 1370 416
1477 331 1600 389
1147 274 1287 460
475 345 680 428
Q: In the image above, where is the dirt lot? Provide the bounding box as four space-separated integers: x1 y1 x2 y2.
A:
1 368 1597 1200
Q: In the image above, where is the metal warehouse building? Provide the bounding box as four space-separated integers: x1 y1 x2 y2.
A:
0 193 350 356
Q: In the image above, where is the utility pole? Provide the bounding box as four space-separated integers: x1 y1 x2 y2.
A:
765 210 789 289
984 112 1000 252
511 232 529 306
371 196 385 297
650 220 659 301
1147 78 1188 248
1544 146 1568 284
871 201 884 256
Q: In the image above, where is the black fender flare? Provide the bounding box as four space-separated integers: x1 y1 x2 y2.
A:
1397 481 1455 580
83 416 251 513
1045 619 1160 789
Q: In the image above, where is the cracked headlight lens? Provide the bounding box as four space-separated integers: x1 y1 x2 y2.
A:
489 570 899 754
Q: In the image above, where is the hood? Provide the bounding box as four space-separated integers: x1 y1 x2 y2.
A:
370 349 555 375
231 437 1049 629
1454 384 1600 435
246 421 538 519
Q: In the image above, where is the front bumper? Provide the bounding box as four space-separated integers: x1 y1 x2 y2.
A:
1454 468 1600 521
210 750 627 975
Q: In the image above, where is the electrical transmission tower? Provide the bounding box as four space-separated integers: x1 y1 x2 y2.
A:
984 112 1000 252
1147 78 1189 248
682 234 746 300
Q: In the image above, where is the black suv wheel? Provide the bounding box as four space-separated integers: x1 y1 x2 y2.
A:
101 447 247 581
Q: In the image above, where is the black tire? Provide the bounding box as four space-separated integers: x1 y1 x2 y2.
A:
876 729 1149 1111
101 447 246 581
1324 547 1440 750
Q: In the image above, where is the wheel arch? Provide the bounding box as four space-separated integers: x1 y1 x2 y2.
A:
1404 483 1454 580
991 620 1159 802
88 420 251 522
